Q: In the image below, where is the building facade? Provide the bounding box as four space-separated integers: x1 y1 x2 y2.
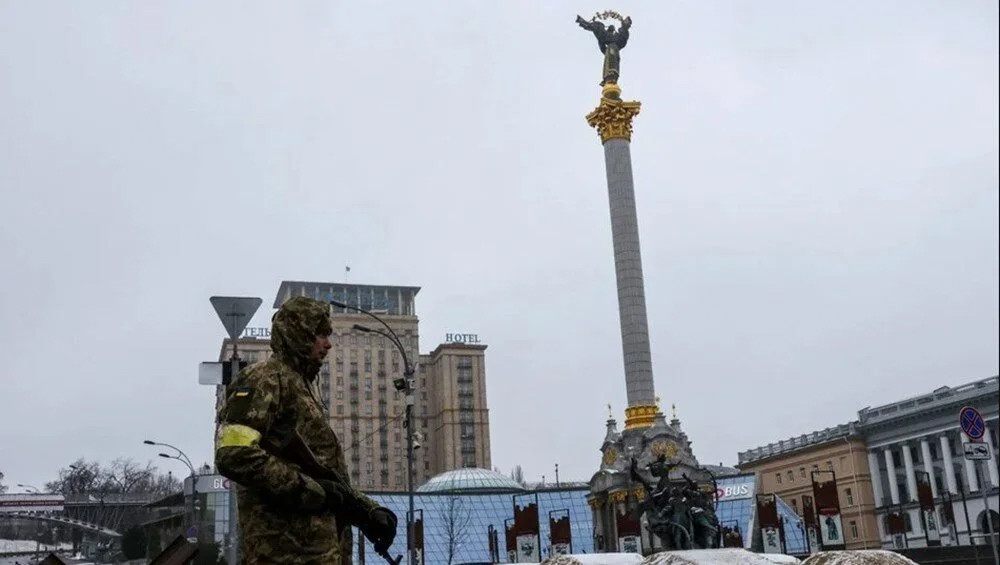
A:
216 280 492 492
858 375 999 548
418 343 491 472
737 424 881 550
737 375 1000 551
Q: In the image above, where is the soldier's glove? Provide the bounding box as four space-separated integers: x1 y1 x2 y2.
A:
316 479 350 511
361 506 397 553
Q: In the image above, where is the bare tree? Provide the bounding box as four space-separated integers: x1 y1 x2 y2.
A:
45 458 102 495
0 470 8 494
510 465 526 486
444 495 472 565
45 458 180 496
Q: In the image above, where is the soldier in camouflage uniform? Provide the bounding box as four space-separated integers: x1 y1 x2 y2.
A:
216 296 397 564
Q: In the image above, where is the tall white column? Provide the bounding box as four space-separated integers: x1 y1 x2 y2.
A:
960 433 979 492
588 96 656 423
869 450 886 506
940 434 958 494
984 424 999 488
902 443 919 502
920 438 939 498
884 447 901 505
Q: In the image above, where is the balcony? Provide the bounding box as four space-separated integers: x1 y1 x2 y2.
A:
457 391 474 398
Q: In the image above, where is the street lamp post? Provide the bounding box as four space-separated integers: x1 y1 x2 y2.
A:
144 440 198 539
330 299 416 565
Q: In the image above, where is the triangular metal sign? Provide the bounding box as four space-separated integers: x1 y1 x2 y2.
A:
210 296 263 340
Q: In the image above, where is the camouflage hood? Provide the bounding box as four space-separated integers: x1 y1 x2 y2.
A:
269 297 333 381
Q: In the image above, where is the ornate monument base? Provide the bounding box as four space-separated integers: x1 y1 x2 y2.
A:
589 407 720 555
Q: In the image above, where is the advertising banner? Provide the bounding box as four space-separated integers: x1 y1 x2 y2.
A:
513 494 540 563
615 501 642 554
505 519 516 563
756 494 782 554
916 473 941 546
0 494 65 513
549 509 572 556
802 495 819 555
811 470 846 550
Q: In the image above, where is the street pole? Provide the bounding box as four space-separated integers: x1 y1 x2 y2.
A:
229 338 241 565
977 462 999 565
145 440 197 541
331 299 416 565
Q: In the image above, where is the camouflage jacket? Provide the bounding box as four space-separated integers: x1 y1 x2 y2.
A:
216 297 377 565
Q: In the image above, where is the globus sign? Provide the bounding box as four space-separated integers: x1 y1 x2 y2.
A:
184 474 232 495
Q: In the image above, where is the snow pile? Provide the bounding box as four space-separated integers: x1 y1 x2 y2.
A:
538 554 644 565
800 551 917 565
643 548 800 565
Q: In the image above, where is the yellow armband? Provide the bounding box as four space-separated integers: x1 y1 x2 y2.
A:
217 424 262 448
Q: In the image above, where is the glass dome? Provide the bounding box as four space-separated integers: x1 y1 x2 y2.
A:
416 467 527 493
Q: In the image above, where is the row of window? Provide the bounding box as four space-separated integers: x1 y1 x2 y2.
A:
774 458 846 485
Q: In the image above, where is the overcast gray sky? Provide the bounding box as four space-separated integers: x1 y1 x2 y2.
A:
1 1 997 491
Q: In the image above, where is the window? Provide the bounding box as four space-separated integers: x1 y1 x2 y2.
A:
812 464 819 472
929 443 938 460
845 488 854 506
849 521 858 539
791 499 798 513
839 456 846 469
787 470 794 482
775 473 782 485
337 405 344 415
799 467 806 478
336 376 343 386
826 460 833 470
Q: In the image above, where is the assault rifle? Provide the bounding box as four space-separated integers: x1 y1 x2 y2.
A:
265 427 402 565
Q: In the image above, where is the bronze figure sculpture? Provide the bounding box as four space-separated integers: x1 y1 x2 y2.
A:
576 11 632 86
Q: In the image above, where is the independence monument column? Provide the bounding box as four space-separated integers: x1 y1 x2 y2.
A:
577 11 657 429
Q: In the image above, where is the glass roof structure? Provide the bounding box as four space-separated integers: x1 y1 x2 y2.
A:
416 468 527 493
349 471 809 562
354 488 593 564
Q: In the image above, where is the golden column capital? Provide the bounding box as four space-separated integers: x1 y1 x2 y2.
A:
586 85 641 144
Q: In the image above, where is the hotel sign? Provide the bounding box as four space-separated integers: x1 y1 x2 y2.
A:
446 333 481 344
241 327 271 339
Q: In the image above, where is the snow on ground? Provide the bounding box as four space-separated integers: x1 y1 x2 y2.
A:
0 540 71 553
800 551 917 565
643 548 801 565
538 553 644 565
